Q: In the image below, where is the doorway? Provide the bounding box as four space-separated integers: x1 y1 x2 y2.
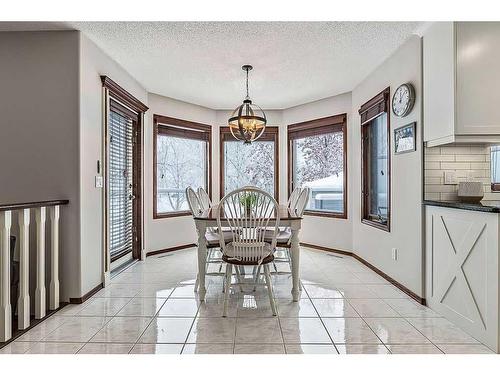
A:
101 76 148 275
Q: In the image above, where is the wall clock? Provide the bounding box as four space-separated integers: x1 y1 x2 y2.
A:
392 83 415 117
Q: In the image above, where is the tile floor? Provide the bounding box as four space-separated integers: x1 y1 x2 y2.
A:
0 247 495 354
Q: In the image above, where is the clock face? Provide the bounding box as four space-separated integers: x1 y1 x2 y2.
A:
392 84 414 117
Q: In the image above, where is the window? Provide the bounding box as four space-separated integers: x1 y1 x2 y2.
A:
153 115 211 218
360 88 391 231
220 127 278 199
491 145 500 191
288 115 347 218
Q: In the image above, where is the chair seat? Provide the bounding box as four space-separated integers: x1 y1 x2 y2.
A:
205 230 232 248
222 253 274 265
263 228 291 245
222 242 274 265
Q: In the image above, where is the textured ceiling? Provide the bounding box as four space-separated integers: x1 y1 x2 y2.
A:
1 22 423 109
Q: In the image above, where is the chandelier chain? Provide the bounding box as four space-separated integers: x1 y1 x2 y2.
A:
245 68 249 99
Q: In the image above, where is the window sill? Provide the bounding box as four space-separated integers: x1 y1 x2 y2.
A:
304 210 347 219
154 211 191 219
361 218 390 232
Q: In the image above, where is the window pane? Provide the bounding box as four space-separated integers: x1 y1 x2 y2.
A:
292 132 344 213
156 135 207 213
491 145 500 184
367 113 388 221
224 140 275 195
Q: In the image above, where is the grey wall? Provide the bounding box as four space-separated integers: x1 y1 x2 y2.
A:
0 31 81 300
351 35 424 296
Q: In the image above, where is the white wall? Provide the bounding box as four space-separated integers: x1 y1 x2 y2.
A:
351 35 423 296
144 93 216 253
0 31 81 301
79 33 148 295
282 93 353 252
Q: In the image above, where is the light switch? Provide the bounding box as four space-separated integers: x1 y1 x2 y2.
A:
444 171 457 185
95 176 104 188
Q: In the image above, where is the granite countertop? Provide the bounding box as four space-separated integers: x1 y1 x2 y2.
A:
423 200 500 213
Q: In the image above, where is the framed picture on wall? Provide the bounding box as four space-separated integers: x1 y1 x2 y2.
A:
394 122 416 154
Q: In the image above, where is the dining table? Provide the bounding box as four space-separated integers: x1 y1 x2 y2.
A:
193 204 303 302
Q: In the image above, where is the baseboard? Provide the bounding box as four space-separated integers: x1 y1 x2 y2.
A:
300 242 352 257
300 242 426 305
146 243 197 257
69 283 104 304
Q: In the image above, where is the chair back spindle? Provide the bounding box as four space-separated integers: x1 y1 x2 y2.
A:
217 187 279 264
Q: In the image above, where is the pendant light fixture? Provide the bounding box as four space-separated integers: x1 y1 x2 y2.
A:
228 65 267 144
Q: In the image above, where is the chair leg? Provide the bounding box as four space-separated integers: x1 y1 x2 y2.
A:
223 264 232 317
194 274 199 292
234 265 244 292
253 265 262 291
273 261 278 273
263 264 277 316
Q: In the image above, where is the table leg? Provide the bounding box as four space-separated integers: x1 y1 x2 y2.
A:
195 221 207 301
290 227 300 301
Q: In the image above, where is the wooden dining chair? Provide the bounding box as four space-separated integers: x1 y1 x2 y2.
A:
197 187 212 210
217 187 280 317
259 187 310 288
185 187 227 292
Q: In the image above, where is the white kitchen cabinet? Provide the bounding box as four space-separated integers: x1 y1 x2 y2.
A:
424 22 500 146
425 204 500 352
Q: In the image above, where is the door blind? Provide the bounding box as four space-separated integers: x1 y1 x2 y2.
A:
109 108 134 260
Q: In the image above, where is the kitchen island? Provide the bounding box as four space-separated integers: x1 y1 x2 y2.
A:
424 200 500 352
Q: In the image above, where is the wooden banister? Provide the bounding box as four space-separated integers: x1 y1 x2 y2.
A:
0 200 69 212
0 199 68 342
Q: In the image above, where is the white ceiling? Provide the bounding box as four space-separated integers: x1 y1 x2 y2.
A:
1 22 423 109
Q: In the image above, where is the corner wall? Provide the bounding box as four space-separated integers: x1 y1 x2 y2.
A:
351 35 424 297
79 33 148 295
0 31 81 301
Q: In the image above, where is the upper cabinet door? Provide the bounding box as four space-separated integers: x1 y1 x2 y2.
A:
423 22 456 144
456 22 500 134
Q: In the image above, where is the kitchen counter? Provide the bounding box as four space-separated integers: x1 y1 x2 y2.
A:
423 199 500 213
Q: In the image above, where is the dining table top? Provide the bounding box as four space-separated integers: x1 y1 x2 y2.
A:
193 204 303 221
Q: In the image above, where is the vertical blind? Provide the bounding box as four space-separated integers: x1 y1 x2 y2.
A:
109 107 134 260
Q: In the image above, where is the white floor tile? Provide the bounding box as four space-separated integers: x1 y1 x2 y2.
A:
78 343 133 354
182 343 233 354
437 344 494 354
364 318 430 344
91 316 152 343
280 318 332 344
235 318 283 344
348 299 400 317
130 343 183 354
322 318 382 344
387 344 443 354
336 344 390 354
138 318 194 343
187 318 236 343
234 344 285 354
285 344 338 354
406 318 478 344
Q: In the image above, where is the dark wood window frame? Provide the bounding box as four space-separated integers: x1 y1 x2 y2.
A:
153 114 212 219
101 76 148 262
359 87 391 232
287 114 348 219
219 126 279 201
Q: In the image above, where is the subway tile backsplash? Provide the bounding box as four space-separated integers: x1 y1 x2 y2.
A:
424 144 497 202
